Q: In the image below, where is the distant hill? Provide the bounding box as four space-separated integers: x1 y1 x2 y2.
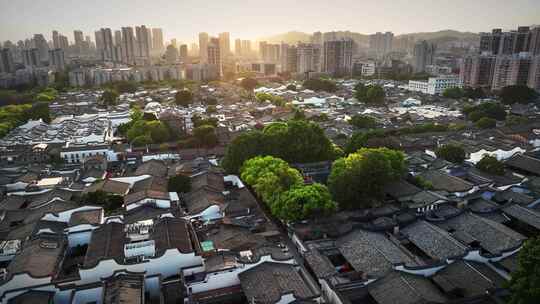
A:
257 29 479 45
397 30 480 42
257 31 312 44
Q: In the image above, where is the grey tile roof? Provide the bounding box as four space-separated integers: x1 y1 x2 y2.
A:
368 271 447 304
239 262 317 304
505 154 540 176
435 212 526 254
432 260 506 298
401 220 468 260
419 170 474 193
336 229 417 278
502 204 540 230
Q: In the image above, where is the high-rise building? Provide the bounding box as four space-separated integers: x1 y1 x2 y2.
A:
207 37 221 76
312 32 323 45
0 48 15 73
52 31 60 49
179 44 188 60
190 43 199 57
121 27 136 64
480 26 533 55
259 42 280 63
460 55 496 89
529 27 540 55
528 56 540 91
297 43 321 74
73 30 84 54
492 53 532 90
114 30 122 45
323 39 353 76
136 25 151 60
413 40 436 73
33 34 49 63
199 32 209 63
96 28 114 61
235 39 242 56
218 32 230 58
49 48 66 71
58 35 69 50
22 48 41 67
241 40 251 56
165 45 179 64
369 32 394 57
152 28 164 52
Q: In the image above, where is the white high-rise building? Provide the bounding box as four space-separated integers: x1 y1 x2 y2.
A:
218 32 230 58
49 48 66 71
208 37 221 76
136 25 151 61
152 28 164 52
121 27 136 65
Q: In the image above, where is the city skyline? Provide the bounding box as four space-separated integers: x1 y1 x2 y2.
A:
1 0 539 43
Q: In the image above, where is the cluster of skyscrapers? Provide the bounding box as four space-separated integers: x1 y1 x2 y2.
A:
460 26 540 91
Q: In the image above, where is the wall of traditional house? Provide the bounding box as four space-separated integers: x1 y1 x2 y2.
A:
189 255 295 294
126 198 170 211
67 229 94 248
77 249 204 285
42 206 103 223
71 286 103 304
0 274 53 303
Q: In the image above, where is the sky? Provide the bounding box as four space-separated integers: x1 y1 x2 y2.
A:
1 0 539 43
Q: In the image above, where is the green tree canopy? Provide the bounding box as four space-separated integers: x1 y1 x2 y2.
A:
442 87 464 99
80 190 123 213
476 155 505 175
101 89 119 106
366 85 385 104
240 156 303 205
436 144 466 163
328 148 406 209
286 84 297 91
475 117 497 129
168 175 192 193
240 77 258 92
222 120 336 174
508 237 540 304
272 183 337 222
506 115 529 126
462 102 507 121
500 85 538 105
175 89 193 106
349 114 377 129
193 125 218 148
303 78 337 92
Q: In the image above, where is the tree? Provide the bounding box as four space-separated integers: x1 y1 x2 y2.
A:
463 102 507 121
506 115 529 126
240 156 303 205
101 89 119 106
286 84 297 91
80 190 123 213
349 115 377 129
113 81 138 94
168 175 191 193
366 85 385 104
442 87 464 99
354 83 368 101
303 78 337 92
475 117 496 129
476 155 505 175
146 120 170 143
222 131 266 174
206 105 217 113
193 125 218 148
500 85 538 105
508 237 540 304
132 134 152 147
272 183 337 222
328 148 406 209
221 120 336 174
436 144 466 163
192 115 218 128
240 78 258 93
175 89 193 106
27 102 51 123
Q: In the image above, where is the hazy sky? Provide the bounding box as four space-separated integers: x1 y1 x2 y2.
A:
1 0 539 43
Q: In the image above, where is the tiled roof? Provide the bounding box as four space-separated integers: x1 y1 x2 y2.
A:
401 220 468 260
368 271 447 304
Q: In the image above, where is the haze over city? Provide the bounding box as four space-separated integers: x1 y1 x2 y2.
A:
1 0 540 42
